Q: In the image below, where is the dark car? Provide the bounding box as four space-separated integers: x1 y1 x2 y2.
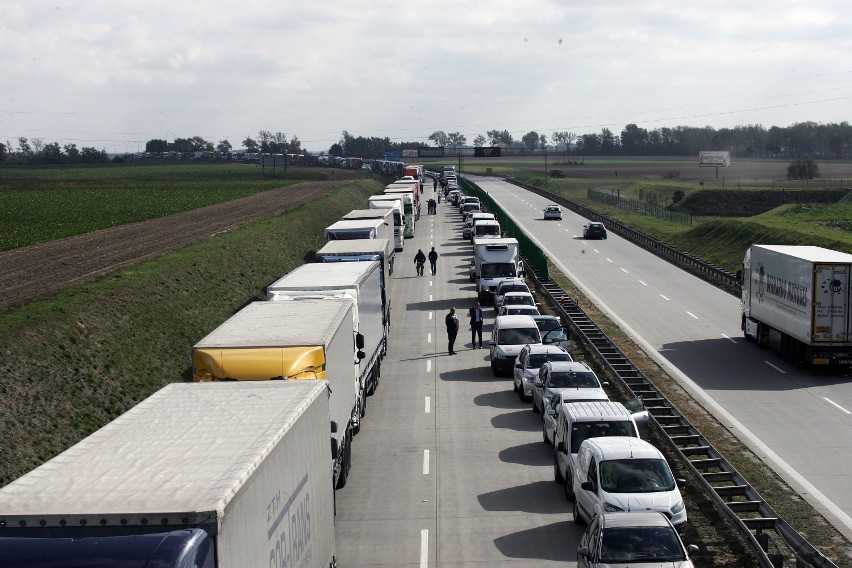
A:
583 222 607 239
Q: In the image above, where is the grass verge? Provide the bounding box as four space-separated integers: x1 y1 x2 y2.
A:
0 178 381 485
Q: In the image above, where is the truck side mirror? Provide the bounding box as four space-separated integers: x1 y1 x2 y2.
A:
356 333 365 349
330 438 339 460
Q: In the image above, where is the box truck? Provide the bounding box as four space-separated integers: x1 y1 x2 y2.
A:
366 196 404 251
324 217 390 243
741 244 852 365
316 237 394 282
0 381 336 568
470 237 523 303
267 261 386 403
342 208 398 253
382 188 416 237
192 299 361 488
385 180 420 205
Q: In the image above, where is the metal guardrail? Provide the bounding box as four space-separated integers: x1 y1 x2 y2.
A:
458 175 837 567
500 177 742 297
524 263 838 568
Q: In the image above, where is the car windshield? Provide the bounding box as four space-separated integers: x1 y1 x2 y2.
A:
570 421 637 453
504 295 534 306
497 327 540 345
599 459 676 493
547 371 600 388
600 526 685 563
476 225 500 236
528 353 571 368
482 263 516 278
504 307 536 315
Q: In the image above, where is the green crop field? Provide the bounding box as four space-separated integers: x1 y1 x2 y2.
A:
0 163 328 251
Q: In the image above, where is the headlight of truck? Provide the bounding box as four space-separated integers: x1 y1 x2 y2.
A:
670 500 684 515
603 502 624 513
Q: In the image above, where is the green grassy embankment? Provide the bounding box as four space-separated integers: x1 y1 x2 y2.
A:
0 179 381 485
0 164 327 251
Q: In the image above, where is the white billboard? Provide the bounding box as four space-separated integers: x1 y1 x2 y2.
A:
698 151 730 167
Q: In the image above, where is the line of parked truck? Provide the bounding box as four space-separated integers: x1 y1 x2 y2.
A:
439 172 699 565
0 165 432 568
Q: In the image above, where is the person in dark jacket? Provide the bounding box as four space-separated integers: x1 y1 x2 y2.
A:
428 247 438 275
445 307 459 355
414 249 426 276
468 301 484 348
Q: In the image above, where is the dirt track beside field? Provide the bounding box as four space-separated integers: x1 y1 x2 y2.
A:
0 181 342 311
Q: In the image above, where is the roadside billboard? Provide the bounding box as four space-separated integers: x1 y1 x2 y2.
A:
698 151 730 167
474 146 502 157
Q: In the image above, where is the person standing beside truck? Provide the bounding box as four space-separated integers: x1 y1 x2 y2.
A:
468 301 484 348
428 247 438 275
414 249 426 276
446 307 459 355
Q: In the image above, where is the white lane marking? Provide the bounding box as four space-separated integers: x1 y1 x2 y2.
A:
425 397 431 413
606 258 613 263
426 359 431 373
722 333 737 343
638 280 647 286
686 311 699 320
593 249 600 254
420 529 429 568
429 311 433 320
423 450 430 474
430 280 433 287
823 397 852 415
765 361 787 374
427 333 432 343
429 294 433 301
620 267 629 274
660 294 670 301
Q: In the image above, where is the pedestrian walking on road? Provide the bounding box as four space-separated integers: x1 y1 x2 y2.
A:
433 178 437 192
414 249 426 276
468 302 484 348
446 307 459 355
428 247 438 275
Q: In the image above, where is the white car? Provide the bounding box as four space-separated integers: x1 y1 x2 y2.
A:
498 305 540 317
543 205 562 220
500 291 536 311
572 437 687 532
489 315 542 376
513 344 572 402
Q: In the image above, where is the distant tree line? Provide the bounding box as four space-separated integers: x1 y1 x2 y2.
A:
433 121 852 160
3 121 850 166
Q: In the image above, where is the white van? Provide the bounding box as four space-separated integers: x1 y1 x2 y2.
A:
572 437 687 532
489 315 541 376
552 400 649 501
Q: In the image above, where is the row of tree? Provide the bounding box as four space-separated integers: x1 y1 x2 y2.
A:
3 121 851 166
426 122 852 160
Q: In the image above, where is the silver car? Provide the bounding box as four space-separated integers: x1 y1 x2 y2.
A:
513 344 572 402
532 360 608 414
543 205 562 220
578 511 697 567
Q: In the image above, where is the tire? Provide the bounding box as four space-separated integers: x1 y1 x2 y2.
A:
491 360 499 376
554 460 564 484
513 380 519 393
565 470 575 501
532 400 540 414
518 389 527 403
573 499 584 525
542 421 550 445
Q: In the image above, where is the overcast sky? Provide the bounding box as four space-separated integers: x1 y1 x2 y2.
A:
2 0 851 153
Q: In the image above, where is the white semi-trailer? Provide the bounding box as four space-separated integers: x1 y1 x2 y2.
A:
267 260 386 406
741 244 852 366
366 196 404 251
192 298 361 489
0 381 337 568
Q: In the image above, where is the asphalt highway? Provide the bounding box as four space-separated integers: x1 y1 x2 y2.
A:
335 195 583 566
474 175 852 542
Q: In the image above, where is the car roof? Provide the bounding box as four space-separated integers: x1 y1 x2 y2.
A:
497 278 526 287
532 314 558 323
546 205 561 209
588 221 604 226
562 400 631 420
503 291 533 297
543 360 592 372
525 344 568 355
495 314 538 328
600 511 673 529
581 436 662 459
